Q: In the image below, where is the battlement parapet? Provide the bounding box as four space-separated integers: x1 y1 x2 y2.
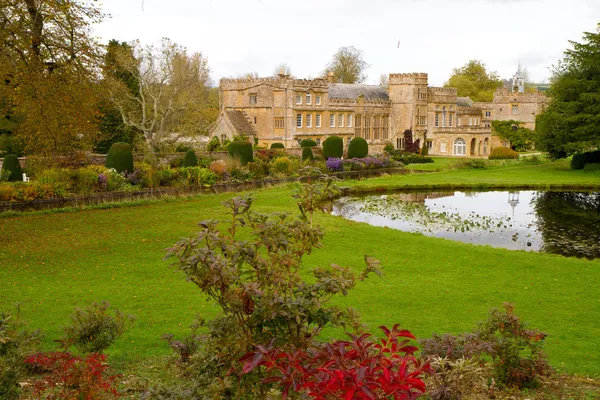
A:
364 98 391 105
220 77 291 85
389 72 428 79
292 78 329 89
457 106 483 113
389 72 428 84
493 89 548 103
429 87 457 95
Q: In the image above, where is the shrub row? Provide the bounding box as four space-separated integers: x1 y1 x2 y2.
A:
391 152 434 165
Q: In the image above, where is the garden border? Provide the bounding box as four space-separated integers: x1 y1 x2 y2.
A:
0 167 412 212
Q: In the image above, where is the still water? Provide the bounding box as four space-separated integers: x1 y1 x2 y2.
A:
331 191 600 259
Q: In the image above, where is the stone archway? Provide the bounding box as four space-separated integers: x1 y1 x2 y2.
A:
483 138 490 155
478 140 482 156
470 138 476 156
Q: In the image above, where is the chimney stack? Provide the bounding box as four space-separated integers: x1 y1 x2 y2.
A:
327 71 336 83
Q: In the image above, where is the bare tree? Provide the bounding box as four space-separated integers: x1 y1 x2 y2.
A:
323 46 369 84
379 73 389 89
106 38 213 152
273 63 292 77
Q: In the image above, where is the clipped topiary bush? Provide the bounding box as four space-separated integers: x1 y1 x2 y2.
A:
105 142 134 173
302 147 314 161
270 143 285 149
182 149 198 167
322 136 343 160
1 154 22 182
488 147 519 160
300 139 317 148
421 143 429 156
348 137 368 159
571 150 600 170
228 140 254 164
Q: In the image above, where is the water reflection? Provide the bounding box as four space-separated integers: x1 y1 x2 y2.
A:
533 192 600 259
332 191 600 259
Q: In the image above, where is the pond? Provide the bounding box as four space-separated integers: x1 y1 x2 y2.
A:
331 191 600 259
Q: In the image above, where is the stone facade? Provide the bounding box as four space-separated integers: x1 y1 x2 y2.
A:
210 68 546 157
487 90 548 131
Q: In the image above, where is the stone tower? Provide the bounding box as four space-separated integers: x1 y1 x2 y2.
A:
512 64 525 93
388 73 429 146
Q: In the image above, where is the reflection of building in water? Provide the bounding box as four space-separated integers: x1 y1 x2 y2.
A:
508 192 520 216
397 192 454 203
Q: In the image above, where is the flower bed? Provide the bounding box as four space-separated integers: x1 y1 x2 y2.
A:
0 153 403 208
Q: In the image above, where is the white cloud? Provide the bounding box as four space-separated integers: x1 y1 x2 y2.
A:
94 0 600 86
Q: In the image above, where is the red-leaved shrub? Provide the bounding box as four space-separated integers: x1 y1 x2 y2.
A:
24 352 119 399
240 325 432 399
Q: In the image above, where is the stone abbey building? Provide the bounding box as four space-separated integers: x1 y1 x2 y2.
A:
210 67 547 157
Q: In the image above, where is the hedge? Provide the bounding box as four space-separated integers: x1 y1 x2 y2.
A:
489 147 519 160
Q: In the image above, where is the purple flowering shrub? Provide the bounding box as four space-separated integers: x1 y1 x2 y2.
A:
97 174 107 190
344 156 394 171
326 157 344 172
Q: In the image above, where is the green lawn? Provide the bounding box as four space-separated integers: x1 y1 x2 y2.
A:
1 160 599 376
404 156 458 171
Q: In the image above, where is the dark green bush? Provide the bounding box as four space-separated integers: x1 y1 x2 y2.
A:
228 140 253 164
300 139 317 148
391 152 433 165
421 143 429 156
571 150 600 170
489 147 519 160
175 144 191 153
105 142 134 173
302 147 314 161
347 137 368 159
270 143 285 149
1 154 22 182
583 163 600 172
182 149 198 167
322 136 343 159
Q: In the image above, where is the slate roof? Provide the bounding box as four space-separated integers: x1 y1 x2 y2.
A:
328 83 389 100
226 110 255 134
456 97 474 107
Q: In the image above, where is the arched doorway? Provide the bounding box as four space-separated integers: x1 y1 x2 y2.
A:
470 138 476 156
483 138 489 155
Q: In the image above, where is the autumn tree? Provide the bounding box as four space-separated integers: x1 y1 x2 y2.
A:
324 46 369 84
106 38 215 152
444 60 503 102
536 24 600 159
0 0 104 155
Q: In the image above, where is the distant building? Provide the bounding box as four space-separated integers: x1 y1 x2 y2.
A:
209 67 547 157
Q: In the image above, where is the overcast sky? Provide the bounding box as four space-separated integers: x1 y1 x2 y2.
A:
94 0 600 87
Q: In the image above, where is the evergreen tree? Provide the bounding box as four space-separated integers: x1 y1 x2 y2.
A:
536 24 600 159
